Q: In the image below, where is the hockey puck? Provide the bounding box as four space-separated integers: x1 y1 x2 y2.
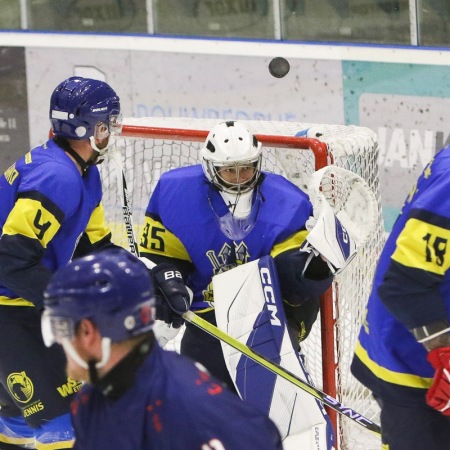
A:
268 57 290 78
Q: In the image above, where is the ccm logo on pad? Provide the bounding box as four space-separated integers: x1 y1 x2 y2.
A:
260 267 282 327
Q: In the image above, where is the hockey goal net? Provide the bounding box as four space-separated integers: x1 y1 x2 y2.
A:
100 117 384 450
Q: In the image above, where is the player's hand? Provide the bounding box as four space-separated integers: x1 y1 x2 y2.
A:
426 345 450 416
152 263 192 329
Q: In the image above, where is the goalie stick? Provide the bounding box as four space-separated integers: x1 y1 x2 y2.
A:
109 147 181 347
182 310 381 436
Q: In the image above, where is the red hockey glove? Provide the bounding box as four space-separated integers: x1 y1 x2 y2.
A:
152 263 192 329
426 346 450 416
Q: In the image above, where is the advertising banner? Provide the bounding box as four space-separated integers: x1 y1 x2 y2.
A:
25 47 344 150
343 61 450 230
0 47 29 172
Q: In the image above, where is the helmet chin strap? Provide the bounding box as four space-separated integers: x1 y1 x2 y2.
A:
89 136 116 164
61 337 112 373
220 190 253 218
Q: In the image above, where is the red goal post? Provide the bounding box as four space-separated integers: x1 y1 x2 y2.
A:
101 117 384 450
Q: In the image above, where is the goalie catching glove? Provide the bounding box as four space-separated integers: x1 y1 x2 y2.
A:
302 200 357 274
426 346 450 416
301 166 378 274
152 263 192 329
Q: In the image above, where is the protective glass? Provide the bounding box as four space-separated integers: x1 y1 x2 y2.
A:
109 113 123 136
212 161 259 193
41 310 77 347
93 113 123 140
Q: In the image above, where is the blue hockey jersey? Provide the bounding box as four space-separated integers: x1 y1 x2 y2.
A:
352 145 450 404
71 341 282 450
138 165 313 311
0 139 112 308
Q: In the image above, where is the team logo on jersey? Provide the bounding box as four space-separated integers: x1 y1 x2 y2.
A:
204 242 250 305
206 242 250 275
7 371 34 403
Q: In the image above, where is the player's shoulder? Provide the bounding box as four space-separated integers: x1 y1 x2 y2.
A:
70 383 94 417
413 149 450 210
429 148 450 183
261 172 309 204
27 156 81 189
156 347 223 396
23 140 80 176
156 165 207 202
160 164 203 182
16 141 86 201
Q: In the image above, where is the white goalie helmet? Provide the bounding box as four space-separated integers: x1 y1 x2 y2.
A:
200 121 262 194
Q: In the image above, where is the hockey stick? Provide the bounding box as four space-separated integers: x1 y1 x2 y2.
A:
183 310 381 436
109 149 139 256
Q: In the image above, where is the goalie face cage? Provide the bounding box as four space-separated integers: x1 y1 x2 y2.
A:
100 118 384 450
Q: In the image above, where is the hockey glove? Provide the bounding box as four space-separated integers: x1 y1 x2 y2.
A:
302 199 357 274
426 346 450 416
152 263 192 329
153 319 182 348
303 166 378 274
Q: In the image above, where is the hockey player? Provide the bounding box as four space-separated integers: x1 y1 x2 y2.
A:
41 246 283 450
139 120 340 390
0 76 122 449
351 148 450 449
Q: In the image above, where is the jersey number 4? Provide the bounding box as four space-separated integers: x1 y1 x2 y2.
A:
34 209 51 241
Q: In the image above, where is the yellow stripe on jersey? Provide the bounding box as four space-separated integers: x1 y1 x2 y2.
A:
0 296 34 307
84 203 112 244
3 198 60 248
0 434 35 449
4 164 19 185
35 438 75 449
392 218 450 275
139 216 191 262
270 230 308 259
354 341 432 389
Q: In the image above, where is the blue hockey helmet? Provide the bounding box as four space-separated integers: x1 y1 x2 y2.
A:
42 247 155 347
49 76 121 141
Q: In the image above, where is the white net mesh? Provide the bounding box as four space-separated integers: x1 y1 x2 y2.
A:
100 118 385 450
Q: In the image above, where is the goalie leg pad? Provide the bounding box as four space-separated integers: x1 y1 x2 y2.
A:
213 256 334 448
